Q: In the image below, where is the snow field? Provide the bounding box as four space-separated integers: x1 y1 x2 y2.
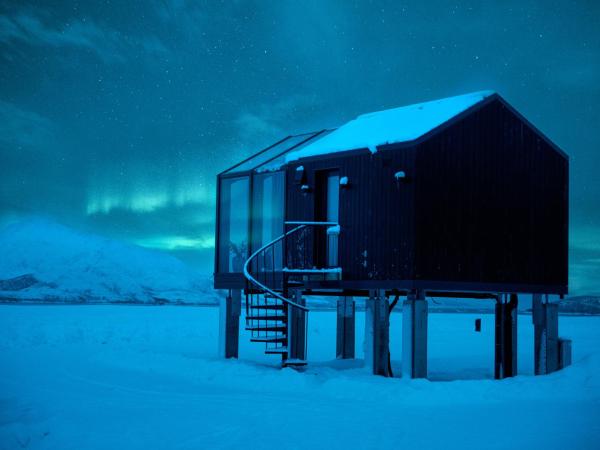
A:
0 306 599 449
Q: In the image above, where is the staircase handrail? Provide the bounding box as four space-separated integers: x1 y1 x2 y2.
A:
243 221 338 312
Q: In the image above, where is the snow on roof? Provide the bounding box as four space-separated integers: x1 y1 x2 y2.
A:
285 90 495 162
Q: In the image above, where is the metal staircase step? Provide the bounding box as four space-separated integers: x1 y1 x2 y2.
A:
265 347 288 355
283 358 308 367
246 315 286 321
250 336 287 344
249 304 285 310
246 326 286 332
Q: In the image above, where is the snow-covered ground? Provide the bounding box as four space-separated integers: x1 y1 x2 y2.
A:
1 305 598 449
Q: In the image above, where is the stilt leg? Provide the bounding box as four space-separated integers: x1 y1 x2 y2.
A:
495 293 518 378
533 294 559 374
287 289 307 361
365 290 390 376
219 289 241 358
336 296 355 359
402 290 428 379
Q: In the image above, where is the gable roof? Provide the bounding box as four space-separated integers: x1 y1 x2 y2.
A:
285 90 495 162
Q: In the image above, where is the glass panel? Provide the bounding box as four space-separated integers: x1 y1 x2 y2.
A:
218 176 249 273
326 173 340 222
252 172 284 273
255 130 335 173
326 172 340 267
225 132 319 174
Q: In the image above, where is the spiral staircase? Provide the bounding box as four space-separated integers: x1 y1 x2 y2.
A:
243 222 340 366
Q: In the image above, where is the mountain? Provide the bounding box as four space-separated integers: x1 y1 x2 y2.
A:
0 218 220 304
558 295 600 315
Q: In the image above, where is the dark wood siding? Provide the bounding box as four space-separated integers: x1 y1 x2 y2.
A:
265 96 567 295
286 147 416 281
413 98 568 292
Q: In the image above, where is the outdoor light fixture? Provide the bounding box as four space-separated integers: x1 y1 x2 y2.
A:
294 165 306 184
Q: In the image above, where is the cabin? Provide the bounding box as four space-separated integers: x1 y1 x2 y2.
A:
214 91 571 378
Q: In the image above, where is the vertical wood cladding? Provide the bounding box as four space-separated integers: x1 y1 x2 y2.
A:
286 147 416 281
413 98 568 289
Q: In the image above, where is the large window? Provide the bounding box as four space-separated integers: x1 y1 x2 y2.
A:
218 176 249 273
252 172 284 272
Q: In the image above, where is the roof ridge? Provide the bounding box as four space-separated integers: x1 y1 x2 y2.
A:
357 90 496 120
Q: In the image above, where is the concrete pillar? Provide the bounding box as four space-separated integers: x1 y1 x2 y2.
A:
336 296 355 359
402 290 428 379
287 289 307 361
494 293 518 379
533 294 560 375
218 289 241 358
364 290 390 376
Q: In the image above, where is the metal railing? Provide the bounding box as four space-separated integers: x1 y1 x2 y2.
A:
243 224 309 311
244 221 339 310
243 221 339 360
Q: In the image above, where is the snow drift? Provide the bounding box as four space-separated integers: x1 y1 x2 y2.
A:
0 218 220 304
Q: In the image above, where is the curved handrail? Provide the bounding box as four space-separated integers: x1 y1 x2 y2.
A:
243 224 307 311
243 222 338 312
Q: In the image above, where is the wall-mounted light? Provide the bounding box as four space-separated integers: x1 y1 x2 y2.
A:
300 184 311 194
340 176 349 188
294 165 305 185
394 171 406 181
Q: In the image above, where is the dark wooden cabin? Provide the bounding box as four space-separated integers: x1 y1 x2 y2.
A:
215 91 568 294
214 91 569 375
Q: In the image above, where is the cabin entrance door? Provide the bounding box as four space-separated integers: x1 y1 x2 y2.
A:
315 170 339 268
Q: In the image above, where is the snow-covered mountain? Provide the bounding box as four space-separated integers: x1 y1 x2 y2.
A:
0 218 220 304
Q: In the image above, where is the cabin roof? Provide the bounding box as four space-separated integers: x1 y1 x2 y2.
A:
285 90 495 162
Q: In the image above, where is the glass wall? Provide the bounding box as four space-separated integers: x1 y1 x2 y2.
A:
218 176 249 273
252 171 285 272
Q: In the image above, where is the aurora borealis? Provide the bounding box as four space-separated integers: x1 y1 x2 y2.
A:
0 1 598 291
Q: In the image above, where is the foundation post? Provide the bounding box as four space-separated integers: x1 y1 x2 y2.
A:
287 289 307 361
219 289 241 358
364 290 390 376
533 294 560 374
336 296 355 359
402 290 428 378
495 293 518 379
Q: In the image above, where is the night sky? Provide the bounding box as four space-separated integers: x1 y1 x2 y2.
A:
0 1 598 293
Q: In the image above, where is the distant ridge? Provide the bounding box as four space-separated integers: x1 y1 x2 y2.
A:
558 295 600 315
0 218 220 304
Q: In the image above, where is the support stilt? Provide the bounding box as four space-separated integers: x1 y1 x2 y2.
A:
402 290 428 379
364 290 390 376
494 293 518 379
533 294 567 374
287 289 307 361
336 296 355 359
219 289 241 358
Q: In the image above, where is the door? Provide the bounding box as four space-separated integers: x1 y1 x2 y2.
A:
315 170 339 268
